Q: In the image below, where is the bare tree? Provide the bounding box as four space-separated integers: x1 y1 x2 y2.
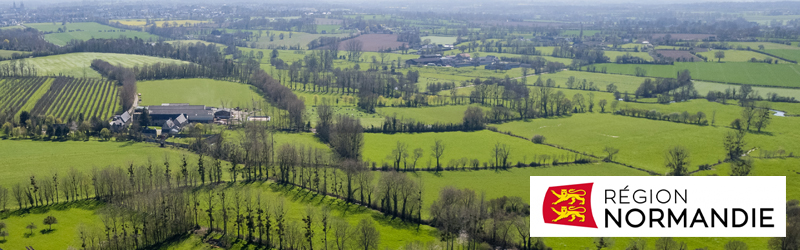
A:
345 40 364 62
410 148 423 170
603 146 619 162
665 146 690 176
391 141 408 170
352 218 380 250
431 139 446 171
332 217 351 250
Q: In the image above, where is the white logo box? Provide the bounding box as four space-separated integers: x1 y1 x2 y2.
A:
530 176 786 237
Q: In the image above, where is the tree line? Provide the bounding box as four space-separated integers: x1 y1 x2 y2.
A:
90 59 137 111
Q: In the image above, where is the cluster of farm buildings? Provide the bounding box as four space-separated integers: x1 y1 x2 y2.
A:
109 103 269 135
406 53 530 70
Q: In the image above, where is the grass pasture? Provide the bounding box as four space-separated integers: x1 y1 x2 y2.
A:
535 70 648 93
693 80 800 100
0 140 202 188
253 30 351 49
421 36 457 44
495 112 800 174
0 49 30 59
376 105 487 124
415 163 646 217
0 202 105 250
765 49 800 62
593 62 800 88
0 52 190 78
24 22 161 46
138 78 264 107
697 49 785 62
362 130 581 167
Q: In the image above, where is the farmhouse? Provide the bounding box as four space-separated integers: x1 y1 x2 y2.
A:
109 111 132 130
146 103 214 125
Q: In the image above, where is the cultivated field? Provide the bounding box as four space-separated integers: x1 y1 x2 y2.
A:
0 77 51 114
0 52 190 78
336 34 407 52
655 50 702 61
594 62 800 87
23 22 161 46
31 77 120 120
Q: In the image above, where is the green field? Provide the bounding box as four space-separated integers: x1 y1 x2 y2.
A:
362 130 584 167
495 111 800 173
536 70 648 93
252 30 352 49
0 202 105 250
604 51 653 61
698 157 800 200
0 52 189 78
138 78 264 107
594 62 800 88
0 49 29 58
421 36 457 44
415 163 646 217
24 22 161 46
376 105 488 124
765 49 800 62
694 80 800 100
697 49 784 62
561 29 600 36
0 140 202 188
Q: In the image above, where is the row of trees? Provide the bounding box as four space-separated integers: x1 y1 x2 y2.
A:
90 59 136 111
615 108 710 126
